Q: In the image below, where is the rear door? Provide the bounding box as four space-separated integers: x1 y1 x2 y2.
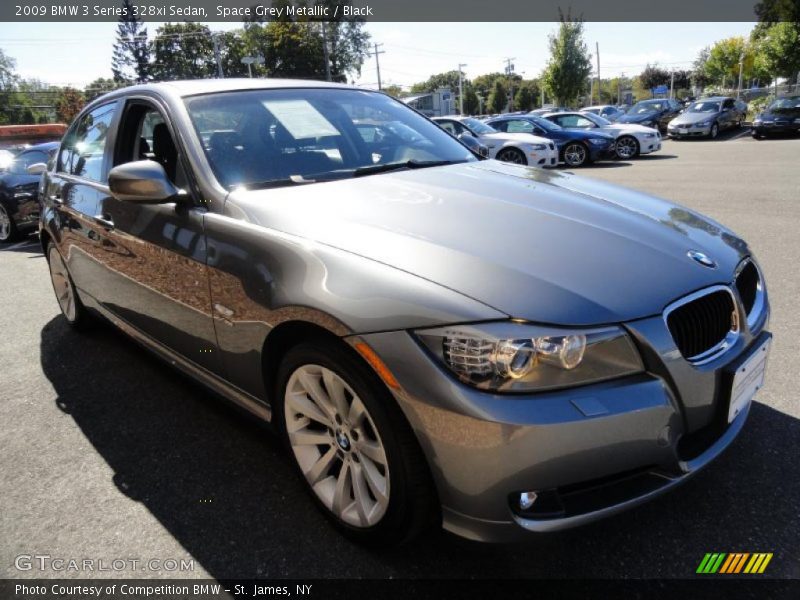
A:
96 97 222 374
48 102 120 302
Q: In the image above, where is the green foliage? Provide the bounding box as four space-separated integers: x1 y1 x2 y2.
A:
541 15 593 106
84 78 122 101
704 36 771 88
514 86 533 111
381 84 404 98
463 87 479 114
56 88 86 123
753 22 800 83
151 23 217 81
410 71 463 93
487 79 507 114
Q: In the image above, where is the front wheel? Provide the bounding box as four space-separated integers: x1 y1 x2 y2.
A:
615 136 639 159
495 147 527 165
709 122 719 139
276 341 438 546
562 142 589 167
0 203 20 243
47 243 89 328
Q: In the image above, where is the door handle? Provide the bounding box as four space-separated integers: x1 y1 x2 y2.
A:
94 214 114 230
49 194 62 205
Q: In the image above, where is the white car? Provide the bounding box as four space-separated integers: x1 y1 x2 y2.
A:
580 104 625 121
432 116 558 167
543 111 662 159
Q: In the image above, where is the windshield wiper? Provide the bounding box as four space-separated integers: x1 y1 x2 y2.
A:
353 159 465 177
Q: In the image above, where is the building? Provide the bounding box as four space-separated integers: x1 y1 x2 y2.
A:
402 88 454 117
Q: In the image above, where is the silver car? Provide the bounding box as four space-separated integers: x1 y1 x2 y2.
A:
668 96 747 139
38 80 771 545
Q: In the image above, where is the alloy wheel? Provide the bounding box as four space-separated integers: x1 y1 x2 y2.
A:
0 205 11 241
615 136 638 159
496 148 526 164
563 143 587 167
284 364 390 528
48 246 77 322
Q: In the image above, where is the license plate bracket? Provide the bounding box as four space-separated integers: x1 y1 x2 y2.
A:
721 335 771 424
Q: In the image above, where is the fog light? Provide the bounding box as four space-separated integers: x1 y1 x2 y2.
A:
519 491 538 510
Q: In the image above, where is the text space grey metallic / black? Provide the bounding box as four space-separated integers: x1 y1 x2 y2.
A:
37 80 770 545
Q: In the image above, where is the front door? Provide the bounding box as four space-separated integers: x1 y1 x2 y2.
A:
95 98 222 375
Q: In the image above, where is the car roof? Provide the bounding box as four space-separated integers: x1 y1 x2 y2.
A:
697 96 731 101
582 105 614 110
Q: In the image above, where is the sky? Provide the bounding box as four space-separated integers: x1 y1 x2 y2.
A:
0 21 757 89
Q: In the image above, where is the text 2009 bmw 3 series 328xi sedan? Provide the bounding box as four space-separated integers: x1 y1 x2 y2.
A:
37 79 771 545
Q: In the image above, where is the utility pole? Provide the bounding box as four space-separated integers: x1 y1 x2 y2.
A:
212 33 224 78
504 57 515 112
595 42 600 105
371 43 385 90
670 68 675 99
737 50 745 98
457 63 467 115
321 21 331 81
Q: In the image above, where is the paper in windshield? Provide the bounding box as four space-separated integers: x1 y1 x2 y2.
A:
262 99 339 139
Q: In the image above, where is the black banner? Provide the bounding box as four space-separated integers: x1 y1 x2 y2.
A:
0 0 794 22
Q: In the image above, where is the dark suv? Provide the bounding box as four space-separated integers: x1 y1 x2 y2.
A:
616 98 684 132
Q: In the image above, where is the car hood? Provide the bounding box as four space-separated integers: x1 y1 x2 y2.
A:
670 112 720 125
617 112 658 124
481 132 553 146
227 161 749 326
602 123 658 136
759 108 800 120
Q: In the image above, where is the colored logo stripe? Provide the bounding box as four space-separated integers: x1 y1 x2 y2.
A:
697 553 773 574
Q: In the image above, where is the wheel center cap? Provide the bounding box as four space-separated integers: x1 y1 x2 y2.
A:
335 429 351 451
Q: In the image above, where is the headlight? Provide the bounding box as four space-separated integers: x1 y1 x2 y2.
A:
794 118 800 124
415 322 643 392
641 120 653 127
527 143 548 151
696 120 711 127
754 118 762 124
587 138 608 146
644 132 656 138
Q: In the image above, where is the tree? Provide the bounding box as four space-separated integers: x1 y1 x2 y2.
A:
638 64 670 92
514 85 533 111
463 87 479 114
56 88 85 123
382 84 404 98
541 14 593 106
692 47 712 89
410 71 463 93
754 22 800 84
471 72 506 99
151 22 217 81
85 78 121 101
111 0 150 83
705 36 771 88
487 79 507 113
0 49 18 125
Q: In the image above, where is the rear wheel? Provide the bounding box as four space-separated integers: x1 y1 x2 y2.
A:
276 341 438 546
562 142 589 167
615 136 639 159
47 243 88 328
495 147 527 165
0 204 20 243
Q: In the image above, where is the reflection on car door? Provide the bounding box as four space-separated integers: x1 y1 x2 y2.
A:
48 102 120 301
96 98 222 374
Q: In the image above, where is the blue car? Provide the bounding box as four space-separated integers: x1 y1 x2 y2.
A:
0 142 58 243
486 115 616 167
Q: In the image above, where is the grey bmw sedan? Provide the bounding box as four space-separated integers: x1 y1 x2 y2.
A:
37 80 770 545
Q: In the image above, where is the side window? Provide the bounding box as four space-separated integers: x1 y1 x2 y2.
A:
560 115 595 128
437 121 457 136
451 122 469 136
506 120 534 134
723 99 734 110
58 103 117 183
488 120 507 132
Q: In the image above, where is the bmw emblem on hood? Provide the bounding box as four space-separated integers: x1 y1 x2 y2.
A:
688 250 717 269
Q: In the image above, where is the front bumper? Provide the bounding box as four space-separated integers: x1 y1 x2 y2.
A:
668 124 712 137
752 122 800 135
357 307 769 542
637 135 662 154
529 145 559 167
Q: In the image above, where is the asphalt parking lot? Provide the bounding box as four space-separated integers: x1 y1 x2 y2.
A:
1 130 799 580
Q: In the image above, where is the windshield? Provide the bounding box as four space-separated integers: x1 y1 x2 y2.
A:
688 101 721 113
627 101 663 115
460 117 497 135
581 113 612 126
529 116 562 131
184 88 475 189
768 97 800 110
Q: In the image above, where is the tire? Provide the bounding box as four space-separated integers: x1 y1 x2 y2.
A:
495 147 527 165
615 135 639 159
709 122 719 139
46 242 90 329
0 203 20 243
562 142 589 167
275 340 438 546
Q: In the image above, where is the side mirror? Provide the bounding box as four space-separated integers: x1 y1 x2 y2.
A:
457 132 475 140
108 160 179 204
26 163 47 175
